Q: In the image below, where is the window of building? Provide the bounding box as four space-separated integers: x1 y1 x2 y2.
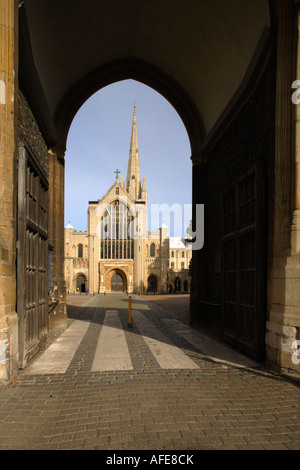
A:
150 243 155 257
171 262 174 270
78 244 83 258
182 251 185 258
99 201 134 260
171 251 174 258
181 262 185 270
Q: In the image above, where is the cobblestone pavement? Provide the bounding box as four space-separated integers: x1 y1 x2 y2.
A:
0 294 299 451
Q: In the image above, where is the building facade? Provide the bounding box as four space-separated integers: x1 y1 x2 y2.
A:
64 107 192 295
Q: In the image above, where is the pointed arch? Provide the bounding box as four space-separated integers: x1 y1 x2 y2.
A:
54 58 205 158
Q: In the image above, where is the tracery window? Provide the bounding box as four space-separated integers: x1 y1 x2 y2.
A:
99 200 134 260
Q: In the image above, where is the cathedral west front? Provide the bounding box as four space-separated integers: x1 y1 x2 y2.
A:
64 106 192 295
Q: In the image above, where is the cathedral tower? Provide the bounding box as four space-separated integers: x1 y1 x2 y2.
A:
125 105 147 293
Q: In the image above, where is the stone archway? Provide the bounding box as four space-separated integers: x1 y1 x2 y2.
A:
76 274 86 293
54 57 205 157
2 0 300 384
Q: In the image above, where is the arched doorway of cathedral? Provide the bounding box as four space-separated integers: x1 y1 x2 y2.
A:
76 274 86 293
106 269 127 294
147 276 157 294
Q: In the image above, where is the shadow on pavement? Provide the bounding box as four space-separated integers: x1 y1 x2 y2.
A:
64 294 291 384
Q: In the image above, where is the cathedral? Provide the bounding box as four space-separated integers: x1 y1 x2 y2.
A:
64 106 192 295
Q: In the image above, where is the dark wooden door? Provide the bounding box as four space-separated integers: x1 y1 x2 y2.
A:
17 147 49 367
222 165 266 361
111 273 124 292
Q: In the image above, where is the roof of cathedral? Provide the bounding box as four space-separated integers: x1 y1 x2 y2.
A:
96 176 134 205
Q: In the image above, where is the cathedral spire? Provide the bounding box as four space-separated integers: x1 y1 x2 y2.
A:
126 104 142 200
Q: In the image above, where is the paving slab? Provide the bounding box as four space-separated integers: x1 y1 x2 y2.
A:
92 310 133 372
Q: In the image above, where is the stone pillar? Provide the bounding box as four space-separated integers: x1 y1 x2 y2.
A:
0 0 18 383
48 148 67 329
87 204 98 294
266 0 300 374
134 235 145 294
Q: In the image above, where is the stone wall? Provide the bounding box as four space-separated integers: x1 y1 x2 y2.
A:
0 0 18 384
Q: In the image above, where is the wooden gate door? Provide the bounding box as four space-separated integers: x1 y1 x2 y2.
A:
17 147 49 368
221 165 266 361
111 273 124 292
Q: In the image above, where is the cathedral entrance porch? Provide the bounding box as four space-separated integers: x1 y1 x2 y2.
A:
102 267 130 294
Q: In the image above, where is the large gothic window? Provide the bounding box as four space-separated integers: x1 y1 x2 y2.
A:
99 200 134 260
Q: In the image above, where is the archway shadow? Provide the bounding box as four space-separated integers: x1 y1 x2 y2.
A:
65 294 292 385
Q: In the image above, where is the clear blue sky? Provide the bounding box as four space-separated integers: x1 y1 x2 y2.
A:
64 79 192 237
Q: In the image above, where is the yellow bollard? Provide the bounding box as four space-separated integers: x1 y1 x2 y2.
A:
128 296 132 328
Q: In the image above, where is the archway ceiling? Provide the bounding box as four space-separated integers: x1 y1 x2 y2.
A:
24 0 270 136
